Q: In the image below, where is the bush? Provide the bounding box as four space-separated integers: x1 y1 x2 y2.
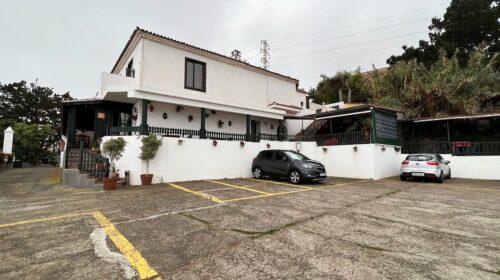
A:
139 134 162 175
102 137 127 178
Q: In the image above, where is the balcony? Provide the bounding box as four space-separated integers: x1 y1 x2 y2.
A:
100 72 135 101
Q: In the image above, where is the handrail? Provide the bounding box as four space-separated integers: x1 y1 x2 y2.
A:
79 149 109 180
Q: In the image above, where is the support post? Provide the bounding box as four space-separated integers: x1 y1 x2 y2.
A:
246 115 251 141
446 120 451 153
370 109 376 144
78 141 84 170
200 108 206 139
66 108 76 145
140 99 149 135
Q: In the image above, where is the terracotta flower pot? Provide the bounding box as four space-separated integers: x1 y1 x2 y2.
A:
140 174 153 185
103 177 118 191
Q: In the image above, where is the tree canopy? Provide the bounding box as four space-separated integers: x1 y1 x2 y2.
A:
387 0 499 67
0 80 72 164
309 70 369 105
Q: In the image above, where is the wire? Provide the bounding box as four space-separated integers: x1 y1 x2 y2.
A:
273 30 428 61
272 45 402 67
271 2 447 44
272 17 430 52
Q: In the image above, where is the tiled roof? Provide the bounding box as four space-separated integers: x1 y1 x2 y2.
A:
404 112 500 122
284 104 401 120
111 27 299 84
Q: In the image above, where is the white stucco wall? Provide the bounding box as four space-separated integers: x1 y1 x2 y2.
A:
402 154 500 180
137 38 306 115
104 136 401 185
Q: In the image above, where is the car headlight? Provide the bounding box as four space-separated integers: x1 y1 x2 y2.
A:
302 163 314 169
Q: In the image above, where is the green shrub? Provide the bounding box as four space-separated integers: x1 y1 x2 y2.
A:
139 134 162 175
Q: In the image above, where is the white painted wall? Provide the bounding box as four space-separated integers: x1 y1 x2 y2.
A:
104 136 402 185
402 154 500 180
139 38 306 113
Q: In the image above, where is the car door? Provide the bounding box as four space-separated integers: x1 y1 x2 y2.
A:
258 151 274 175
274 151 290 178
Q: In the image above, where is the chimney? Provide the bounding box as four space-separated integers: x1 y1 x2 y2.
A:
231 49 241 61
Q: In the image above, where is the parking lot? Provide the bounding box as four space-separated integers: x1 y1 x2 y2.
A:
1 168 500 279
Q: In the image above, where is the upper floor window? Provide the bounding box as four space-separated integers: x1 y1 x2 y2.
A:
126 59 135 78
185 58 206 92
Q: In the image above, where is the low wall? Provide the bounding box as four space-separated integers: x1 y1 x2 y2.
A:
402 154 500 180
103 136 402 185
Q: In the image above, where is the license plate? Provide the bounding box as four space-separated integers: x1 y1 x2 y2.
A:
411 172 425 177
320 173 326 177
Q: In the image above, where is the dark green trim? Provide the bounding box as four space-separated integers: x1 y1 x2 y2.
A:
370 110 376 144
200 108 206 139
245 115 251 141
67 108 77 145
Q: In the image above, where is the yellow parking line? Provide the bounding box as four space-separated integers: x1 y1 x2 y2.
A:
92 211 161 280
169 183 224 204
247 178 313 189
223 189 309 203
207 180 271 195
0 211 162 279
0 212 94 229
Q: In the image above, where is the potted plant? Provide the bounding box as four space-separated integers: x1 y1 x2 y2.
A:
139 134 162 185
101 137 127 191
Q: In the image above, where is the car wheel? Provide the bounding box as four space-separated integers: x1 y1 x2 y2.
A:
400 175 407 181
253 167 263 179
437 172 444 183
289 170 302 184
445 168 451 179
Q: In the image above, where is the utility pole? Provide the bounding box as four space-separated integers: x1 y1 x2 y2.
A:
260 40 270 69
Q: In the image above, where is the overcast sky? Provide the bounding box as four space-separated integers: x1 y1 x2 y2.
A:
0 0 450 98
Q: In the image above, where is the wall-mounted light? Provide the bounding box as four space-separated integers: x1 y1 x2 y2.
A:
381 146 386 151
322 147 328 152
240 141 245 148
353 146 358 152
212 140 218 146
394 146 401 152
162 112 168 120
178 139 183 145
266 143 271 149
295 142 301 151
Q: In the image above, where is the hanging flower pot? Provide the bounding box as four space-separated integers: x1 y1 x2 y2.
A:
149 104 154 112
323 147 328 152
188 115 193 122
218 120 224 128
353 146 358 152
266 143 271 149
240 141 245 147
213 140 218 146
178 139 184 145
176 106 184 112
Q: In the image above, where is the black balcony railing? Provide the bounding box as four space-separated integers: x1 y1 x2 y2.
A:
401 140 500 156
109 125 373 146
79 149 109 180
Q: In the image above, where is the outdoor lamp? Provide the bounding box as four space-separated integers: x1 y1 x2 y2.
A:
295 142 301 151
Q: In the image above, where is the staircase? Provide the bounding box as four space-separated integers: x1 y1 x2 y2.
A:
300 119 329 138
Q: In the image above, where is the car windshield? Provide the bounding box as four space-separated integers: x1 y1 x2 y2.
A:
407 155 433 161
284 151 309 161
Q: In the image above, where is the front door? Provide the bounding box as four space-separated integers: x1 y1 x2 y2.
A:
94 109 114 140
251 120 260 140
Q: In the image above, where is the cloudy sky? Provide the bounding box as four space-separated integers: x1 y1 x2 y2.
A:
0 0 450 98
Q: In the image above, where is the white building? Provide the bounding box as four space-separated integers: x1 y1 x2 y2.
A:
96 27 316 140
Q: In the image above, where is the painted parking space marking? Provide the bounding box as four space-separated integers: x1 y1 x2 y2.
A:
168 183 224 204
92 212 161 280
246 178 313 189
207 180 272 195
0 211 162 280
167 179 373 204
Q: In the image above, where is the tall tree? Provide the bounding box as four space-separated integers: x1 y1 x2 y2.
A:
0 81 72 163
370 49 499 119
388 0 499 67
309 70 369 105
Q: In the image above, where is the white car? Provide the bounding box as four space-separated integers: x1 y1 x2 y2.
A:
400 153 451 183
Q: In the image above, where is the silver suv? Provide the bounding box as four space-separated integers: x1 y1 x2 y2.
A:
400 153 451 183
